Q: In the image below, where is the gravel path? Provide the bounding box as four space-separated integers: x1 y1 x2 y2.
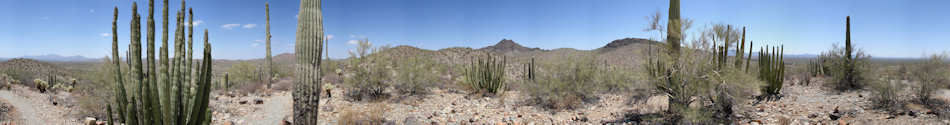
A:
0 87 75 125
0 90 40 124
246 92 292 125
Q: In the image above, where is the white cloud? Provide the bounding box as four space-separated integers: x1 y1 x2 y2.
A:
188 20 204 27
242 24 257 29
100 33 110 37
326 35 334 40
251 43 260 47
221 24 241 29
254 40 264 43
347 40 359 45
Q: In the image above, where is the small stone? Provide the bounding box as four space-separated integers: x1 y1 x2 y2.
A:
84 117 97 125
255 98 264 104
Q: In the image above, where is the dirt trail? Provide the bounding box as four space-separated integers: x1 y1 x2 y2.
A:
245 92 292 125
0 90 39 124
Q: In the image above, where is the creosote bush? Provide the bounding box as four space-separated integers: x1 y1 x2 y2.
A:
911 54 948 104
394 55 440 96
524 55 598 110
344 39 391 101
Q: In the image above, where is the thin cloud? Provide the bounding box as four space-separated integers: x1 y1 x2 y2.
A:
251 43 260 47
326 34 334 40
188 20 204 27
100 33 110 37
347 40 359 45
221 24 241 29
89 9 95 13
243 24 257 29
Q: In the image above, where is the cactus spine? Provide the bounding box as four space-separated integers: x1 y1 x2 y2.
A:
293 0 325 124
110 0 213 124
265 2 273 89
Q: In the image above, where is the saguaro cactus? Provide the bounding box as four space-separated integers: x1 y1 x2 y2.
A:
265 2 273 89
523 58 535 80
666 0 681 56
293 0 325 124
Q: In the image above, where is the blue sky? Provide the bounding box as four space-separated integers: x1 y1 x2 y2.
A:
1 0 948 59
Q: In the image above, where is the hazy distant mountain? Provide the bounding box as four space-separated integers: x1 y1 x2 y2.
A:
478 39 542 54
18 54 96 62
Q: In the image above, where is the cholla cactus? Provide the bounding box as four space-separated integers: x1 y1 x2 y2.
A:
34 79 48 93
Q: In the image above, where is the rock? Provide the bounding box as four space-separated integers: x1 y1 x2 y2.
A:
84 117 96 125
239 100 248 104
837 119 846 125
222 121 234 125
255 98 264 104
96 121 106 125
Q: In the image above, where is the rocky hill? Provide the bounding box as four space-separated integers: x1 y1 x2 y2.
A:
478 39 542 55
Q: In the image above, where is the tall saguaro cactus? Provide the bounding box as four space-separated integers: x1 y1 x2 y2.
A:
666 0 681 56
265 2 273 89
110 0 213 124
293 0 325 124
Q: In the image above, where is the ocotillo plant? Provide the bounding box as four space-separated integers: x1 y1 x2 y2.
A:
265 2 274 89
109 0 212 124
758 45 785 100
465 53 507 95
293 0 326 124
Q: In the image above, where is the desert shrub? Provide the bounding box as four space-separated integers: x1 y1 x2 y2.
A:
344 39 391 101
870 77 903 112
822 44 872 91
393 55 439 96
593 62 637 93
76 59 118 118
338 103 389 124
462 53 506 96
227 61 260 86
525 55 598 110
911 54 948 104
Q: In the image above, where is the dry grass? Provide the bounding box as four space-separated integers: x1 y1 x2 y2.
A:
338 103 390 124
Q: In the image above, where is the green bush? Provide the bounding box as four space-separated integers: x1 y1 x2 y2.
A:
393 55 439 96
911 54 948 104
227 61 260 86
525 55 597 110
822 44 871 91
870 77 902 112
344 39 391 101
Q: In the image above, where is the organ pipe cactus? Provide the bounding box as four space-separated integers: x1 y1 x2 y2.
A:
465 53 507 95
523 58 535 80
293 0 326 124
759 44 785 100
109 0 213 124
